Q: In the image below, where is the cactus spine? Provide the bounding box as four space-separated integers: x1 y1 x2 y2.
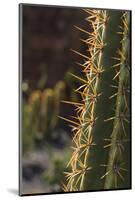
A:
61 9 130 191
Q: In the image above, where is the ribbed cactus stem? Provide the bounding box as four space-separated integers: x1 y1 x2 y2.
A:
61 9 130 192
64 10 110 191
79 10 107 190
104 12 130 189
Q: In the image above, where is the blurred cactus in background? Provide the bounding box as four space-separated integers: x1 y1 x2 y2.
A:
23 80 67 153
37 64 48 91
51 81 66 129
23 90 41 153
42 148 71 192
40 88 54 140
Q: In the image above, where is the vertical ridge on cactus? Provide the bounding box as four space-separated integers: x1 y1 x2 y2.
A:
103 11 131 189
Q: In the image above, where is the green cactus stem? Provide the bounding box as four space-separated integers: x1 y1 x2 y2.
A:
104 11 131 189
60 9 131 192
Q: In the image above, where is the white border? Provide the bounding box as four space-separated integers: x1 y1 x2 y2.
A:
0 0 134 199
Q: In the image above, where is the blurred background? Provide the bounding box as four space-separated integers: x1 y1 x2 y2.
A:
21 4 90 194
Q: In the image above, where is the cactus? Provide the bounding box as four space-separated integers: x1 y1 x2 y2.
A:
40 82 66 139
103 11 131 189
60 9 131 191
40 88 54 139
23 80 66 147
23 90 41 153
51 81 66 129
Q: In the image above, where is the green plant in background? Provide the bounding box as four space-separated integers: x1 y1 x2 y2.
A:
42 148 71 192
23 80 66 152
40 81 66 139
23 90 41 153
60 9 130 191
37 64 48 90
40 88 54 139
51 81 66 129
22 79 70 193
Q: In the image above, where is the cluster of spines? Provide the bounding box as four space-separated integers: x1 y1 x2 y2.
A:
102 11 130 189
59 9 109 191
